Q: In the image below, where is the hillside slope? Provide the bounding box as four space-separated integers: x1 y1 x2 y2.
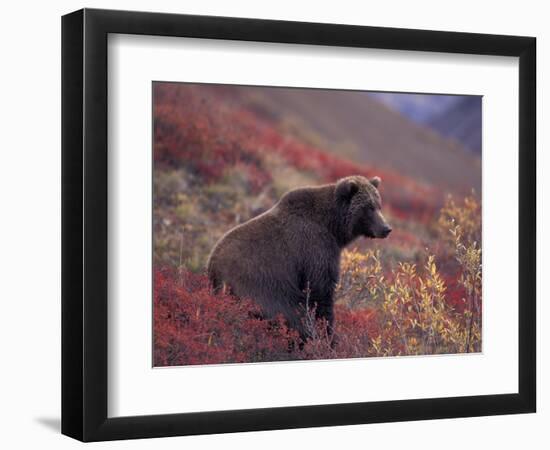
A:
208 84 481 193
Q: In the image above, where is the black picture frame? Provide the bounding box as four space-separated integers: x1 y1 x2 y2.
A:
62 8 536 442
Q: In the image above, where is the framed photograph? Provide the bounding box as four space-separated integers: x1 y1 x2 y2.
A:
61 8 536 442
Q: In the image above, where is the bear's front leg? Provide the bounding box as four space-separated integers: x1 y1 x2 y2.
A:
302 278 336 344
298 256 339 343
315 300 334 334
315 294 337 351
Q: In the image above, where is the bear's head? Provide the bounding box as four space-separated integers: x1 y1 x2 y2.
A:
335 175 392 244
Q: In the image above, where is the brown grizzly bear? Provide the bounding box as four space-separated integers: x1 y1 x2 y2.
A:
207 175 392 340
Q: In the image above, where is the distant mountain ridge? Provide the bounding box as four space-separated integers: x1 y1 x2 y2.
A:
428 96 482 154
368 93 482 154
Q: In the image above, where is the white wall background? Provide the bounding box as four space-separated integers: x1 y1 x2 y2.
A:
0 1 545 448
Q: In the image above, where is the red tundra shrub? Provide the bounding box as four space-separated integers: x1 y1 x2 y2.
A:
297 305 381 360
154 267 388 366
154 268 297 366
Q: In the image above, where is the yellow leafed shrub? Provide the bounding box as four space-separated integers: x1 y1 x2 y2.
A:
333 194 482 357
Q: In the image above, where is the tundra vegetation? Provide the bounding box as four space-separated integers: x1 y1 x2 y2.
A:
153 84 482 366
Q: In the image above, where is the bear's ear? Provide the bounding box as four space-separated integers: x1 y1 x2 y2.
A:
370 176 381 188
336 179 359 202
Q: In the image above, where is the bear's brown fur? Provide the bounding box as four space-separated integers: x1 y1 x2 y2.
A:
207 175 392 339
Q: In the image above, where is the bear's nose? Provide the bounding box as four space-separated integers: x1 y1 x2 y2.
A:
381 225 392 238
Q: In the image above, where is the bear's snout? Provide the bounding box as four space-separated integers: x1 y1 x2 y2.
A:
379 225 392 238
370 210 392 239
